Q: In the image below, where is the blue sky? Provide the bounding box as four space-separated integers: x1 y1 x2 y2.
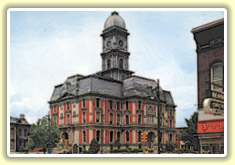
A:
9 9 224 126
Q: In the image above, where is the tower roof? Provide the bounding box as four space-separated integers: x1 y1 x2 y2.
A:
104 11 126 30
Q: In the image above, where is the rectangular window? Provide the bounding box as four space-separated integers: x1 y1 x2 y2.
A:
170 119 172 128
126 101 129 109
170 109 173 116
109 100 113 109
126 132 129 142
83 131 86 143
24 129 27 137
82 98 86 108
18 129 22 137
11 128 14 136
96 98 100 108
54 105 57 113
110 113 113 124
138 114 141 124
126 115 129 125
96 111 100 123
117 114 120 125
67 114 70 125
83 112 86 123
66 102 70 110
138 101 141 110
117 101 120 110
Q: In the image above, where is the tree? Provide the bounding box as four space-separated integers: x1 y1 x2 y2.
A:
27 116 60 154
89 139 100 154
114 138 121 149
165 141 178 152
179 112 199 151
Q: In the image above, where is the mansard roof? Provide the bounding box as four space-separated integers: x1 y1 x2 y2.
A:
49 73 176 107
10 116 30 125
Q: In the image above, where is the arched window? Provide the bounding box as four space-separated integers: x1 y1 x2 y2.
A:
119 59 123 69
107 59 111 69
211 62 223 92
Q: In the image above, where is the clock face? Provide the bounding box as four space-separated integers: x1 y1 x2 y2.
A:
118 40 123 46
106 41 111 47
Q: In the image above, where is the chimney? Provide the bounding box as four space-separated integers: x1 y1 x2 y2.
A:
20 114 25 119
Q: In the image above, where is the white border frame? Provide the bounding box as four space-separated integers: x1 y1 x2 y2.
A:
7 8 227 158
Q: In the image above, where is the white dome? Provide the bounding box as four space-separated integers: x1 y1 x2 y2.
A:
104 11 126 30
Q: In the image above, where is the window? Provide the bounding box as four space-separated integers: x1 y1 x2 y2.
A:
126 131 129 142
117 131 121 140
110 131 113 143
169 134 173 142
170 109 173 116
66 102 70 110
82 98 86 108
110 113 113 124
11 128 14 136
138 101 142 110
117 114 121 125
67 114 70 125
83 131 86 143
147 115 154 124
24 129 27 137
169 119 172 128
125 101 129 109
83 112 86 123
107 59 111 69
119 59 123 69
126 115 129 124
96 98 100 108
18 129 22 137
117 101 120 110
54 105 57 113
96 111 100 123
109 100 113 109
138 131 141 142
211 63 223 91
96 130 100 142
138 114 142 124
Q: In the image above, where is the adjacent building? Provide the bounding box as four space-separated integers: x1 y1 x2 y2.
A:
49 11 177 153
10 114 31 152
192 18 224 154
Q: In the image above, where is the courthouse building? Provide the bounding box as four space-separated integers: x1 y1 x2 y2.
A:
192 18 224 154
48 11 177 153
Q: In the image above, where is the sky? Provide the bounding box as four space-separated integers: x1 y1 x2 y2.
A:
9 9 224 127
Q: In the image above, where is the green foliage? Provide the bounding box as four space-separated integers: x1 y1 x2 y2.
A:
166 141 178 152
113 138 121 149
89 139 100 154
27 116 60 154
179 112 199 150
18 146 26 152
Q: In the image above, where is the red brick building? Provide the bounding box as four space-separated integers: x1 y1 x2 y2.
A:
192 18 224 154
49 12 177 153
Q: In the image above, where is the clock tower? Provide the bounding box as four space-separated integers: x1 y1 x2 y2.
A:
98 11 134 80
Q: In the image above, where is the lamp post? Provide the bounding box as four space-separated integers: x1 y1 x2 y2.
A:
47 112 52 154
150 79 161 154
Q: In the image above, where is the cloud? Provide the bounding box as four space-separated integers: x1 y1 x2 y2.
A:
9 10 224 126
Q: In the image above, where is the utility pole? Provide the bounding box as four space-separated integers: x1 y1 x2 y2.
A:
156 79 161 154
